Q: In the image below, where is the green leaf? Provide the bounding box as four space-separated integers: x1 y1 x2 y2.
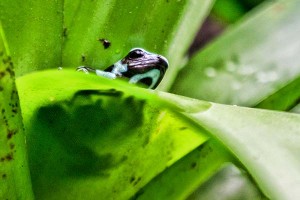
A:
171 0 300 109
212 0 246 23
2 0 300 199
0 23 34 200
1 0 215 88
16 70 210 199
186 165 265 200
133 140 232 200
255 76 300 111
62 0 215 90
0 0 63 76
16 70 300 199
157 91 300 199
183 102 300 199
291 103 300 114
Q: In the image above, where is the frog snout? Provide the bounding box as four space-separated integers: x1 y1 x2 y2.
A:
157 55 169 70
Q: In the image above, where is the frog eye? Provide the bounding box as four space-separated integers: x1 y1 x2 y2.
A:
128 49 144 59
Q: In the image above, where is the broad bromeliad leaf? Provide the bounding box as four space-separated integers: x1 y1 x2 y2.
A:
171 0 300 111
0 23 33 199
184 100 300 199
1 0 300 199
0 0 217 199
16 70 300 199
17 70 217 199
133 140 233 200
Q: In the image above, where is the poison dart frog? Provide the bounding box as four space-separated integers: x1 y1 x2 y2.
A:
77 48 168 89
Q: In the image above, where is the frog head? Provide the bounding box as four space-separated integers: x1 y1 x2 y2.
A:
106 48 168 89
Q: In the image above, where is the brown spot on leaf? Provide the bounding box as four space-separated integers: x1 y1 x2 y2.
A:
63 27 68 37
5 152 13 161
12 108 17 114
191 162 197 169
81 55 86 62
130 176 135 183
7 129 17 139
0 71 5 78
6 66 14 77
1 152 14 162
7 132 13 139
133 177 141 186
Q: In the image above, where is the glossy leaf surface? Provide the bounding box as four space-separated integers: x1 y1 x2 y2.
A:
16 70 300 199
160 91 300 199
1 0 300 199
17 70 211 199
0 24 33 200
172 0 300 110
0 0 214 91
0 0 63 76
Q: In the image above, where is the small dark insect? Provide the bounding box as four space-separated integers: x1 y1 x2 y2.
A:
98 38 111 49
63 27 68 37
81 54 86 62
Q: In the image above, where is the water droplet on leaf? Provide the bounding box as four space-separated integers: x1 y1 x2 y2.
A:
204 67 217 78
